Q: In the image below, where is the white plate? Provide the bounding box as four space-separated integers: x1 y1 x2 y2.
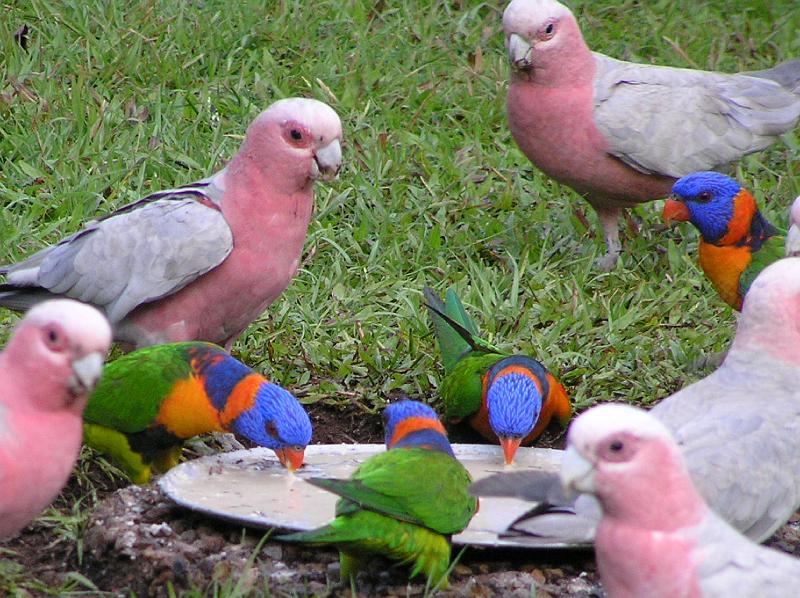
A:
158 443 592 549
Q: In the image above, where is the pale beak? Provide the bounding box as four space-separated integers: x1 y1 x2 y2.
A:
312 138 342 181
507 33 533 70
786 224 800 257
560 445 596 496
275 446 306 472
69 352 105 398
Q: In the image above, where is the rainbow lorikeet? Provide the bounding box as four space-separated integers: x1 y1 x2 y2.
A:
82 342 312 483
663 171 785 311
423 287 571 464
278 400 478 589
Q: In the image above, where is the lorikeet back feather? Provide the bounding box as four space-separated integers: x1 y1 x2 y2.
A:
278 401 476 589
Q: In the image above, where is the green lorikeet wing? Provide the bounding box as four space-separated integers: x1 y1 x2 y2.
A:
308 448 477 535
440 351 504 421
739 234 786 299
83 343 197 433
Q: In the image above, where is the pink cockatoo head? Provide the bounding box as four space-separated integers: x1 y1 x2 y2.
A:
503 0 590 84
233 97 343 194
561 403 705 531
2 299 112 413
735 257 800 363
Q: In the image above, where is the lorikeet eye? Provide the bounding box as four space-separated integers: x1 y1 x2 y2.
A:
698 191 712 202
265 420 279 440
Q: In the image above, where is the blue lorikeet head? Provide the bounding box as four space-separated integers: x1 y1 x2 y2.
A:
486 356 546 464
667 172 742 243
230 382 313 471
383 400 454 456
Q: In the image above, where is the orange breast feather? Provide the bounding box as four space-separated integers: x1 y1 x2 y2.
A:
698 242 751 310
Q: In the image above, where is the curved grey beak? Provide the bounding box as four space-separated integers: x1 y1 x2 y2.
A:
508 33 533 70
312 138 342 181
560 445 596 497
69 352 105 398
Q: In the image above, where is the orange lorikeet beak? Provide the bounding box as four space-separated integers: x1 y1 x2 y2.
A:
275 446 305 472
662 198 691 226
500 436 523 465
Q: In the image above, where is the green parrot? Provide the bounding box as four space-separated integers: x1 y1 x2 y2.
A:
663 171 786 311
278 400 477 589
423 287 571 464
83 342 312 483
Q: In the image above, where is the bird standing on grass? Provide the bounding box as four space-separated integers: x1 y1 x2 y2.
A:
423 286 571 465
0 299 111 538
0 98 343 350
279 400 478 589
502 0 800 269
472 257 800 544
560 404 800 597
663 171 784 310
83 341 312 484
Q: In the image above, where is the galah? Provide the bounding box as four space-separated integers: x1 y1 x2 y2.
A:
503 0 800 269
0 98 343 350
278 400 478 589
0 299 111 538
663 172 784 310
423 287 571 464
472 257 800 543
561 403 800 597
83 342 312 483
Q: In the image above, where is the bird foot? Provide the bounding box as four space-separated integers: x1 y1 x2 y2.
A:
594 251 620 271
688 350 728 372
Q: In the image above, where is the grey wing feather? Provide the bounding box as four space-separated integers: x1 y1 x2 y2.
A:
652 358 800 542
1 196 232 323
592 54 800 177
694 511 800 596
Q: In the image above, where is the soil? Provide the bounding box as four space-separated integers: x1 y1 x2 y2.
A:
2 404 798 596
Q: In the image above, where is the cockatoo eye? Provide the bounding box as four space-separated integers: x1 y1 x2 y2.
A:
539 19 557 40
599 433 637 462
284 122 311 147
42 324 67 352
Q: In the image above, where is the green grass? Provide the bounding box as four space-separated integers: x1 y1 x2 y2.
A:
1 0 800 593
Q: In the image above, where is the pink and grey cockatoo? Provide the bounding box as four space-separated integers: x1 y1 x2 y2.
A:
0 299 111 538
472 256 800 544
562 403 800 597
503 0 800 269
0 98 343 350
785 196 800 257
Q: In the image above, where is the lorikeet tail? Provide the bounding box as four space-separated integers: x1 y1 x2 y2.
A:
423 287 482 374
277 510 452 588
